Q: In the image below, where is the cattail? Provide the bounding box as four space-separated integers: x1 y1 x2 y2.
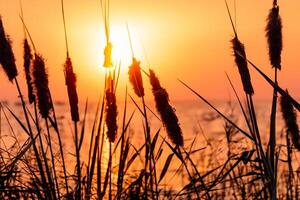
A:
128 57 144 97
0 17 17 81
64 57 79 122
266 3 282 69
103 42 113 68
231 37 254 95
105 85 118 143
32 54 52 118
23 39 35 104
149 69 183 146
280 91 300 151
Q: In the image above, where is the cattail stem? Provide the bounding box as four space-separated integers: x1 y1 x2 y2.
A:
109 142 112 200
45 118 60 200
19 0 26 38
60 3 78 196
141 95 153 199
85 98 101 199
97 144 101 199
47 90 70 198
33 99 54 200
98 123 106 199
74 122 81 200
269 67 278 198
116 87 127 200
143 95 157 199
61 0 69 56
55 124 69 197
86 92 105 199
248 94 276 198
286 132 294 199
266 2 282 197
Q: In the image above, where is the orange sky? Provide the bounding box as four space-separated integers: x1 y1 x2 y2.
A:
0 0 299 103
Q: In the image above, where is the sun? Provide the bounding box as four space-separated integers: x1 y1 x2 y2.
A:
110 26 132 65
93 22 146 76
108 25 145 67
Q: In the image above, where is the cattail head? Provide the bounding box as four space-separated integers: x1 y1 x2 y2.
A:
128 57 144 97
266 3 282 69
105 85 118 143
23 39 35 104
103 42 113 68
280 91 300 151
0 17 18 81
149 69 183 147
231 37 254 95
32 54 52 118
64 57 79 122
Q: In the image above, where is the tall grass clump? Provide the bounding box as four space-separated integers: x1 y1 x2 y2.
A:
61 0 82 198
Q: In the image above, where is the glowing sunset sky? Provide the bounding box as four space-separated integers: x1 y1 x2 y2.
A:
0 0 299 102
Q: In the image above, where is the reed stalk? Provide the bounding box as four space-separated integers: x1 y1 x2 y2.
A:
266 2 282 198
61 1 80 197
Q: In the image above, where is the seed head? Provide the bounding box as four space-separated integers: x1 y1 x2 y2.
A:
280 91 300 151
266 5 282 69
0 17 17 81
64 57 79 122
103 42 113 68
105 87 118 143
149 69 183 147
23 39 35 104
128 57 144 97
32 54 52 118
231 37 254 95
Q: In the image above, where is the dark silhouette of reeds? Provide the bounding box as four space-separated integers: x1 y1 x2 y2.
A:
280 91 300 151
64 57 79 122
1 1 300 199
231 37 254 95
0 17 17 81
105 86 118 143
128 57 144 97
32 54 52 118
149 69 183 147
266 2 282 69
23 39 35 104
